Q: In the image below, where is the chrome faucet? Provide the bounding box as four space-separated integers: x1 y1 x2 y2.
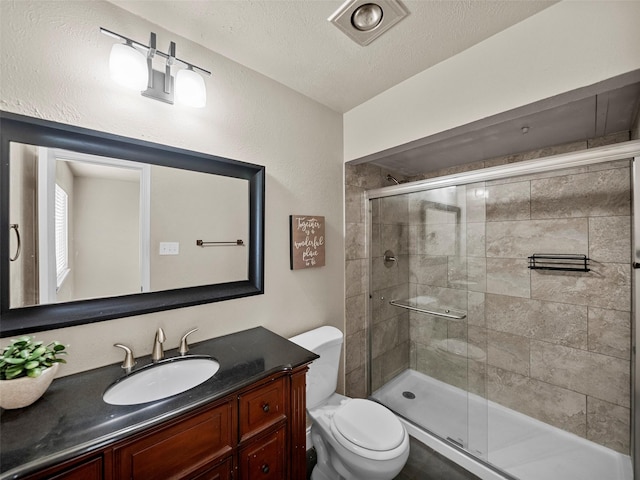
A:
152 327 166 363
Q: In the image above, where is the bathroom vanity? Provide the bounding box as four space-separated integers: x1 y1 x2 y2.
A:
0 327 318 480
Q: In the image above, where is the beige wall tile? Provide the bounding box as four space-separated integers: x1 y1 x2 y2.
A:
345 258 367 298
588 158 631 172
485 294 587 349
587 396 630 454
486 258 530 298
410 314 448 346
345 163 382 189
371 254 409 291
466 183 487 223
530 168 630 219
486 218 588 258
530 340 630 408
447 256 468 290
415 343 469 390
467 257 487 293
345 185 365 224
345 293 366 336
415 284 469 312
409 223 459 256
345 330 365 374
589 216 631 263
487 330 530 376
370 221 381 258
409 255 448 287
466 222 485 257
371 283 410 323
372 315 400 358
488 366 587 437
531 263 630 311
486 181 530 221
379 195 409 225
345 222 366 261
346 364 367 398
381 223 409 256
467 292 486 327
588 307 631 360
409 189 462 225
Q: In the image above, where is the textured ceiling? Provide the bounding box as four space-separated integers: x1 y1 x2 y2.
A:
109 0 556 113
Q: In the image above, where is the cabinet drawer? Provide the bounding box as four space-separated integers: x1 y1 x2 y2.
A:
238 427 286 480
24 456 103 480
189 456 233 480
114 399 235 480
238 377 286 441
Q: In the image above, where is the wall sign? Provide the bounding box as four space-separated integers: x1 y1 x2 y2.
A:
289 215 325 270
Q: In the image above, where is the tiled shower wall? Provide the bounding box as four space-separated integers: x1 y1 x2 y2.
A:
344 132 632 454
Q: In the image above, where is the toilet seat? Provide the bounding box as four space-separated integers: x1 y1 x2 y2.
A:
329 399 407 461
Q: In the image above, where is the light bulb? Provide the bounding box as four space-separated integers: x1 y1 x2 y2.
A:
109 43 148 91
175 68 207 108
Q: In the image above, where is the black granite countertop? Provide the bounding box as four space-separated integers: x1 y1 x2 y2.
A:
0 326 318 480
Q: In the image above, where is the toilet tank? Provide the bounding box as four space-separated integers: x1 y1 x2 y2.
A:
289 326 343 409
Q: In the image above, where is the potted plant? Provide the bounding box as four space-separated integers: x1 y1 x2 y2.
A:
0 336 67 409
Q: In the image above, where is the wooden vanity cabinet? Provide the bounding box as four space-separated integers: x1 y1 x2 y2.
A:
20 366 309 480
112 397 236 480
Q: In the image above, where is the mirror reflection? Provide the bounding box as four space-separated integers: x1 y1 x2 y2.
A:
9 142 249 309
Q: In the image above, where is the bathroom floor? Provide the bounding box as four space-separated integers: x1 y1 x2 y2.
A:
393 437 481 480
306 436 480 480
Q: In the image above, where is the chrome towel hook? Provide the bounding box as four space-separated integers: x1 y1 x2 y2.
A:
9 224 21 262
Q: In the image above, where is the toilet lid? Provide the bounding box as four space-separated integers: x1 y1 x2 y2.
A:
332 399 404 451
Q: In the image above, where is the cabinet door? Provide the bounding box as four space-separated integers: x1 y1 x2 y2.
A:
114 399 235 480
238 427 286 480
189 457 233 480
238 377 286 442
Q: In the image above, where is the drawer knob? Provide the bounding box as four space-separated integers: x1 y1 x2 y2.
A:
261 463 270 474
262 403 270 413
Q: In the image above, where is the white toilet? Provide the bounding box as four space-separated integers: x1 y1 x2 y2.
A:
290 326 410 480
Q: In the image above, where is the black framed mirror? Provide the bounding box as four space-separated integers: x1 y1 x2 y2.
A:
0 111 265 337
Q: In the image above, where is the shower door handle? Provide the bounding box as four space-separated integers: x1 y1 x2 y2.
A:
9 224 21 262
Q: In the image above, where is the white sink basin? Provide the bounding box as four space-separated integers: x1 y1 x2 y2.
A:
103 356 220 405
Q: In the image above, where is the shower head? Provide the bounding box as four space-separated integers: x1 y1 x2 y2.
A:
386 174 407 185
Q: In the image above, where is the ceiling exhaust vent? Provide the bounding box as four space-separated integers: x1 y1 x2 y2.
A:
328 0 409 46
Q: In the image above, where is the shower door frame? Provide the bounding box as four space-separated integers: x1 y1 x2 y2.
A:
364 139 640 479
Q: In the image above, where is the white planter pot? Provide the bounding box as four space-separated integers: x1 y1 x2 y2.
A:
0 362 59 409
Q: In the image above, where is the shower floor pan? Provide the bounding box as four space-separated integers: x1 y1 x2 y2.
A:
372 369 632 480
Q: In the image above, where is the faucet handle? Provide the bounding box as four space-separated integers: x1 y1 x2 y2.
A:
114 343 136 373
179 328 198 356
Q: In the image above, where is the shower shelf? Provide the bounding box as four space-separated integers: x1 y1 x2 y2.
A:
389 299 466 320
527 254 590 272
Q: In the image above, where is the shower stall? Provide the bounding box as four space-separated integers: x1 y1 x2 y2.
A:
363 141 640 480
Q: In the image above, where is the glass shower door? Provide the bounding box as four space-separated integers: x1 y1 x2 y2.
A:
369 183 488 461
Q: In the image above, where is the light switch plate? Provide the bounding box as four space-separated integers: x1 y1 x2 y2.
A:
159 242 179 255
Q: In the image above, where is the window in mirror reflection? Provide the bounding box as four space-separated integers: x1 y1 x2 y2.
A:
9 142 250 309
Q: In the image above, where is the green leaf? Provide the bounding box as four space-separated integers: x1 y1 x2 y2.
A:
27 367 42 378
5 366 24 379
24 360 39 370
3 357 26 365
27 346 46 361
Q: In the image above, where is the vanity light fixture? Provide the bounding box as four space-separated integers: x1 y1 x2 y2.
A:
101 27 210 108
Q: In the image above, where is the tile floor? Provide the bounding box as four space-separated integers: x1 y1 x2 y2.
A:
394 437 481 480
306 436 481 480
